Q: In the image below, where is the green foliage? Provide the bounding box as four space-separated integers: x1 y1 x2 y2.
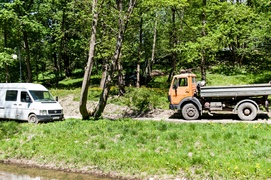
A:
0 50 16 68
122 87 168 113
0 121 21 140
1 120 271 179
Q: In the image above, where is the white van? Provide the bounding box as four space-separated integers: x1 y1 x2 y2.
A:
0 83 64 123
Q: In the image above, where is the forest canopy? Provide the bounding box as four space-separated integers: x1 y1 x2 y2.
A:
0 0 270 85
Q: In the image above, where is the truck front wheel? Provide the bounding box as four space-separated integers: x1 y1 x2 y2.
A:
237 102 257 121
182 103 199 120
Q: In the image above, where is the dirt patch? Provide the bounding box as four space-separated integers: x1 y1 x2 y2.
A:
58 94 174 119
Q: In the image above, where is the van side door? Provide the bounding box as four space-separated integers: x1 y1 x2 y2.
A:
5 90 18 119
17 91 32 120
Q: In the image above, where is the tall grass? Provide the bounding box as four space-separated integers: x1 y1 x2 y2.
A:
1 119 271 179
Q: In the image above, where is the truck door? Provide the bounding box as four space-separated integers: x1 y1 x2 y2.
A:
17 91 32 120
4 90 18 119
170 77 190 105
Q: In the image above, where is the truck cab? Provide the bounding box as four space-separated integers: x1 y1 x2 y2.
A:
168 73 197 107
168 73 203 120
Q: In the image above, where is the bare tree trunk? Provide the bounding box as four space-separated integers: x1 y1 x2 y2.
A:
117 60 125 96
167 7 177 82
53 51 60 86
137 15 143 88
201 0 207 81
79 0 99 120
93 0 137 118
100 59 107 88
136 64 140 87
3 27 10 82
150 12 158 76
23 31 32 82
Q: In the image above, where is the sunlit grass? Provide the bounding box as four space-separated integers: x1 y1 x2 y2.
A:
1 120 271 179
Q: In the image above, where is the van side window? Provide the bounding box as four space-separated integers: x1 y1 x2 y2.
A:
21 91 31 103
6 90 18 101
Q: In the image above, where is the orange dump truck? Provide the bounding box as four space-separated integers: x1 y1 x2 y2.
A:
168 72 271 121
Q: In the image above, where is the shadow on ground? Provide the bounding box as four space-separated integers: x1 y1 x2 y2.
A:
169 112 269 121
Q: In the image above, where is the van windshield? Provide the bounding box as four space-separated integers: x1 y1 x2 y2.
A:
29 91 55 102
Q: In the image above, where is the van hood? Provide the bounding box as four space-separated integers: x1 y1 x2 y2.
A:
30 101 63 110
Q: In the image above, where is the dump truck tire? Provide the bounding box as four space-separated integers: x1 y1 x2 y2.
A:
182 103 199 120
237 102 257 121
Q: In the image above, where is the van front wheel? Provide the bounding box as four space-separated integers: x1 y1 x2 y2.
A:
28 114 39 124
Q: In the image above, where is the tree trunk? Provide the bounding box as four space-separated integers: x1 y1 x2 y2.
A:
201 0 207 81
23 31 32 82
137 15 143 88
3 27 10 83
93 0 137 118
150 12 158 79
79 0 99 120
53 51 60 86
117 60 125 96
100 59 107 89
167 7 177 82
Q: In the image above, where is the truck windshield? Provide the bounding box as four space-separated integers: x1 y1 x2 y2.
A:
29 91 55 102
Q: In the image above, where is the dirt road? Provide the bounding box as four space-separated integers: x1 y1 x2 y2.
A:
59 95 271 123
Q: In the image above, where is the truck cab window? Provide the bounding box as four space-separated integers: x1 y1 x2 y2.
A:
6 90 18 101
179 78 188 87
173 78 188 89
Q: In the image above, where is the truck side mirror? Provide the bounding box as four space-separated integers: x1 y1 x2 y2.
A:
56 96 58 102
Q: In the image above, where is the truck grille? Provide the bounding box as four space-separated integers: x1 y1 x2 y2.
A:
48 110 62 114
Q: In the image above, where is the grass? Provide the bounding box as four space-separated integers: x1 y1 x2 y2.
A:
1 119 271 179
5 69 270 179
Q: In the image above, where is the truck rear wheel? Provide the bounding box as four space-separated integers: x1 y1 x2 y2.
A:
182 103 199 120
237 102 257 121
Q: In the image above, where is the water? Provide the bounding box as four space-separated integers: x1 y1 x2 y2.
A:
0 163 114 180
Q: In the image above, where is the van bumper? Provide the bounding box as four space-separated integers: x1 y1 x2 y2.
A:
37 114 65 122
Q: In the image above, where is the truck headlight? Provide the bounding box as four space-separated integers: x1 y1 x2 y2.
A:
40 110 47 115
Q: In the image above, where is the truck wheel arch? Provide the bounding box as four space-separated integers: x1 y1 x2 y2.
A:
233 99 260 114
179 97 202 113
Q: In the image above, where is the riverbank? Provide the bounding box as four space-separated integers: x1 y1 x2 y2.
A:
0 162 112 180
1 119 271 179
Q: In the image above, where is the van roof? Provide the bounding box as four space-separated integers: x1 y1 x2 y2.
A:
0 83 48 91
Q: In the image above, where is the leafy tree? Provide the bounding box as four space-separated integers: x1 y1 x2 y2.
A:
79 0 100 120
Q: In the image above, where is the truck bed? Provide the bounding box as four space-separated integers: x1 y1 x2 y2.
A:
200 83 271 98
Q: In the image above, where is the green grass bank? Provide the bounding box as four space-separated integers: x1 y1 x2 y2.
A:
1 119 271 179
